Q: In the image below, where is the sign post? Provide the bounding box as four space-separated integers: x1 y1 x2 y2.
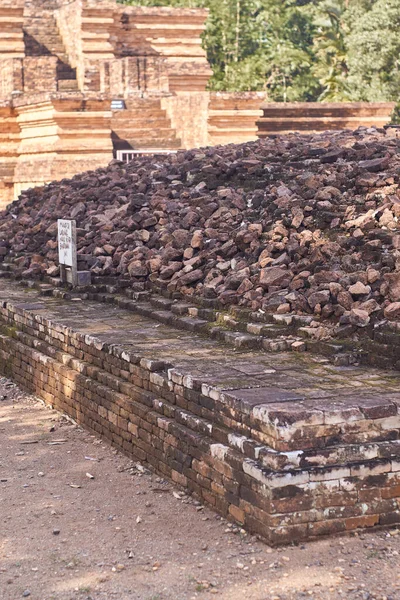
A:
58 219 78 287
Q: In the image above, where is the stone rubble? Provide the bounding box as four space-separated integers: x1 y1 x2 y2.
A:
2 126 400 333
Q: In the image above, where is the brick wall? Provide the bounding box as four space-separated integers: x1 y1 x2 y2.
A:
208 92 267 146
23 57 58 93
84 57 169 95
0 104 19 209
257 102 396 136
0 59 23 98
1 294 400 544
55 0 83 72
162 91 210 149
11 94 113 199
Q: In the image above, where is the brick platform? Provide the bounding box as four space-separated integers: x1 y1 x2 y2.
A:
1 280 400 544
256 102 395 137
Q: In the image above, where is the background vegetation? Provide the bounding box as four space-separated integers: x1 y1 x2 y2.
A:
118 0 400 104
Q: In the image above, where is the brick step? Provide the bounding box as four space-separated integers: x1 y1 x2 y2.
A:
112 112 173 121
125 291 349 358
124 100 170 110
209 133 258 143
6 296 400 472
147 293 312 346
57 66 77 79
54 281 319 356
112 117 175 127
91 293 302 354
58 80 79 91
24 41 66 55
57 71 77 80
209 117 260 126
357 338 400 371
112 128 180 139
112 138 182 150
258 104 395 118
113 108 168 117
150 291 355 359
23 12 73 64
22 272 331 357
24 30 62 38
26 38 65 48
257 119 390 134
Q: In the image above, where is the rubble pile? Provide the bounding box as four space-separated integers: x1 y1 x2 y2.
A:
1 127 400 326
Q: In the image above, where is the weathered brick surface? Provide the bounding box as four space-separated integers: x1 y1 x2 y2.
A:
23 57 58 93
1 283 400 544
257 102 395 136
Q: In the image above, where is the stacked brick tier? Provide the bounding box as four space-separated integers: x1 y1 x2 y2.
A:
23 1 78 92
257 102 396 137
80 1 115 61
1 279 400 544
110 5 212 92
12 94 113 200
0 103 19 207
85 56 170 95
208 92 267 146
0 1 25 58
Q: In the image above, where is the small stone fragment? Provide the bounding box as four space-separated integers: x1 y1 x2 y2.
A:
349 308 370 327
348 282 371 296
384 302 400 320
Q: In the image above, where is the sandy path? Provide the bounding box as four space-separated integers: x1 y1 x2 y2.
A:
0 377 399 600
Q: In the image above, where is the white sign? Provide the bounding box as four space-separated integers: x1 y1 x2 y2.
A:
58 219 75 267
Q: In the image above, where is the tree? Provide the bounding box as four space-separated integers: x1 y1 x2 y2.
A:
310 1 350 101
343 0 400 102
118 0 400 106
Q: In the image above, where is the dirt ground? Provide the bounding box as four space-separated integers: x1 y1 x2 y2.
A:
1 377 400 600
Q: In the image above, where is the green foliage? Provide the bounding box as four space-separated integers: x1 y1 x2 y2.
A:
390 104 400 125
118 0 400 103
310 1 350 101
203 0 321 100
344 0 400 102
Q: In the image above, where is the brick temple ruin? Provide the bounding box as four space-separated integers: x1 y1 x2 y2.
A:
2 124 400 543
0 0 397 209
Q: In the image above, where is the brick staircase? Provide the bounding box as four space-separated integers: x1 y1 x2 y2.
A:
23 6 78 92
111 97 181 151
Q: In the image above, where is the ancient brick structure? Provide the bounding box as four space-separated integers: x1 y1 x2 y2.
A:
0 0 396 209
208 92 268 145
13 95 113 199
2 279 400 544
257 102 396 137
0 0 212 207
